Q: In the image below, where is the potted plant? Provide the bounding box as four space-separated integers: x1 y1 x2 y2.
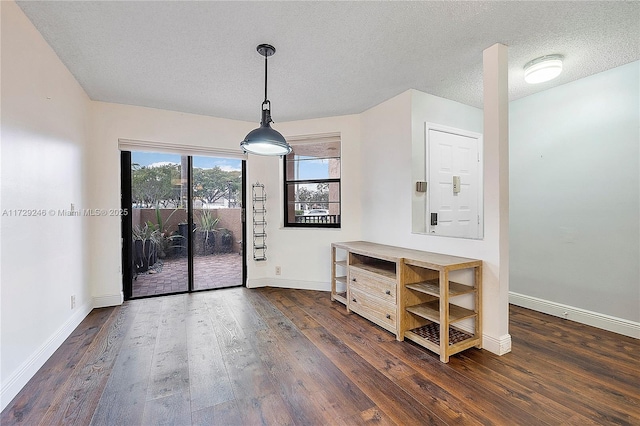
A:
148 206 182 259
220 228 233 253
132 223 160 273
176 222 192 257
196 210 219 255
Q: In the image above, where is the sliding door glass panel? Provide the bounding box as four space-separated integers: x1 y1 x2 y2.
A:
192 155 243 290
130 152 189 297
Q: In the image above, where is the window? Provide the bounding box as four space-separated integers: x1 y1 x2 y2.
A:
284 134 341 228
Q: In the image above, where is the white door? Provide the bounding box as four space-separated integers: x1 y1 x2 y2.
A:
427 125 482 238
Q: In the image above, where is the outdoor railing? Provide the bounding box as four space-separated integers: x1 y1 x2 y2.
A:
295 215 340 224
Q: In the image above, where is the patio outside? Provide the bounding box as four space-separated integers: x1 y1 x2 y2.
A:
131 207 243 298
130 152 243 298
133 252 242 297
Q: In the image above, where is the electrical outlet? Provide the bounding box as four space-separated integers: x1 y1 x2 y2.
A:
71 295 76 309
275 266 281 275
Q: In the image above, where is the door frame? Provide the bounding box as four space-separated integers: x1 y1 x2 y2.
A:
120 150 247 300
121 151 134 300
425 122 484 239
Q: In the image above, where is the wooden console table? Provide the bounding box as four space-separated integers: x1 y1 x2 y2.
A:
331 241 482 362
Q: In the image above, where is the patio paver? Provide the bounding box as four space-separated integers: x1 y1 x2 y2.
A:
133 253 243 297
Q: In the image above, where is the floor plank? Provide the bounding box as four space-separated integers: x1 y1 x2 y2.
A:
38 303 136 426
185 296 234 412
2 287 639 426
280 289 535 425
1 308 113 426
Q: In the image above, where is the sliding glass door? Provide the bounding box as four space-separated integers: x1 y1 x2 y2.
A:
121 150 244 299
192 155 243 290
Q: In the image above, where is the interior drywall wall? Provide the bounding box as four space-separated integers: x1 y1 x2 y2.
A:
360 89 513 354
410 91 486 234
363 90 484 244
88 104 363 298
361 91 413 240
1 1 92 409
90 92 483 300
246 114 362 290
87 102 253 303
510 61 640 323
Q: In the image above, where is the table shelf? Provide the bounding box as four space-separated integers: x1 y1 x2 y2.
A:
405 322 476 348
330 241 482 363
406 279 475 298
406 300 477 324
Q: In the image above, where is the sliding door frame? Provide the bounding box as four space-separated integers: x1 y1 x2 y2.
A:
120 150 246 300
121 151 134 300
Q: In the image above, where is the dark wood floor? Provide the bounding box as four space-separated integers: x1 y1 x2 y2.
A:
2 287 639 425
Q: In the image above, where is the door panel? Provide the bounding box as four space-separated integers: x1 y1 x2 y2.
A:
192 155 243 291
428 128 480 238
130 152 189 297
122 151 245 299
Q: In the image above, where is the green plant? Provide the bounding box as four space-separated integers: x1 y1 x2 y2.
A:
196 210 219 255
132 222 159 242
148 206 182 258
197 210 219 232
153 205 180 234
132 222 161 270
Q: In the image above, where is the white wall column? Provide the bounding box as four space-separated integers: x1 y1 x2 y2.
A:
482 43 511 354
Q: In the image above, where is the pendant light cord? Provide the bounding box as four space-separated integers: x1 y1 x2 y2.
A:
264 55 268 102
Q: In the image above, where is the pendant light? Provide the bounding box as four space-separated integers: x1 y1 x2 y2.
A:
240 44 292 156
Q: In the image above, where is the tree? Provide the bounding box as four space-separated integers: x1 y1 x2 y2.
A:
132 164 242 208
193 167 241 206
132 164 181 207
225 171 242 207
294 183 328 210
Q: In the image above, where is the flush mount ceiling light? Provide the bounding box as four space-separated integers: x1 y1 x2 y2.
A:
240 44 292 156
524 54 564 84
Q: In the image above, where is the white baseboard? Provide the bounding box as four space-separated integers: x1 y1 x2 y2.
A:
510 292 640 339
0 300 93 411
1 292 125 411
93 291 124 308
247 278 330 292
246 277 268 289
482 333 512 356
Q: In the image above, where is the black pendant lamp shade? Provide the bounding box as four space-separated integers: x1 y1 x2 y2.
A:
241 44 292 156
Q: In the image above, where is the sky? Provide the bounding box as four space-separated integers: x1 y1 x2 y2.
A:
290 158 334 180
132 151 241 172
132 151 333 179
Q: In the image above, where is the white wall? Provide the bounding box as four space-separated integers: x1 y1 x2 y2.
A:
360 89 512 354
1 1 92 409
510 61 640 329
87 104 362 301
410 91 486 233
364 90 485 245
361 91 413 239
88 102 254 303
246 115 362 290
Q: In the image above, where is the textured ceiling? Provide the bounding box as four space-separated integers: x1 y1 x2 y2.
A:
16 1 640 123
